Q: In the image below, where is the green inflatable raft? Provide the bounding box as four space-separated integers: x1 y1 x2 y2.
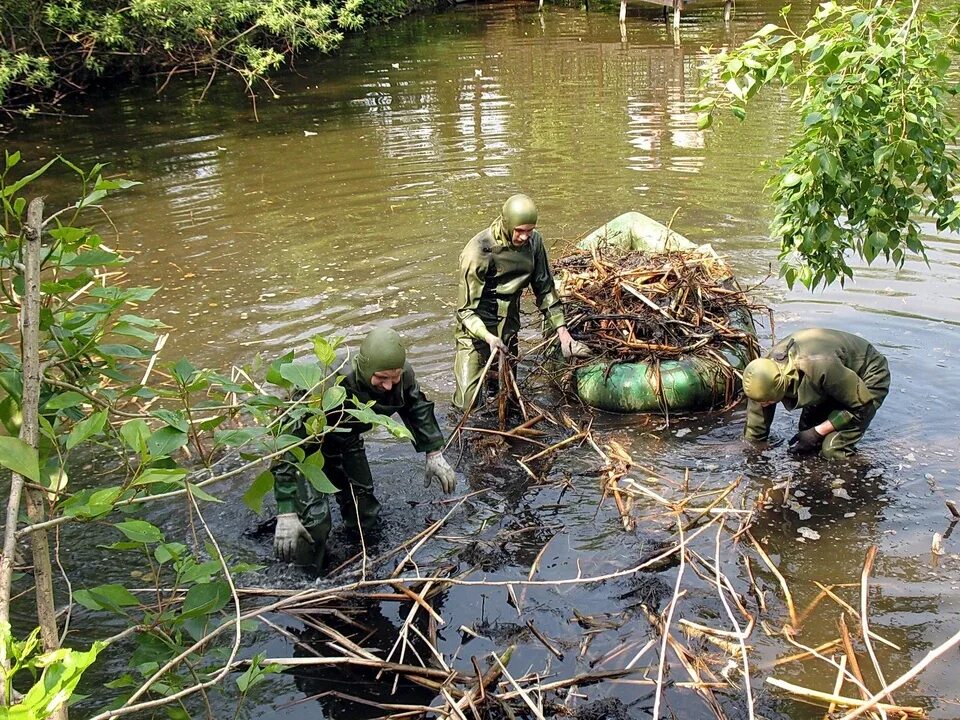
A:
565 212 757 414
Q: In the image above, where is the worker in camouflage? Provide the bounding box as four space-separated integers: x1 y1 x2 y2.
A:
453 194 590 410
742 328 890 460
272 327 455 569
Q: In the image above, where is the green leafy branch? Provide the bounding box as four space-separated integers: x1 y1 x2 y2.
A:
694 0 960 288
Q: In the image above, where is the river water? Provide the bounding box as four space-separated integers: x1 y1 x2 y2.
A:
9 1 960 718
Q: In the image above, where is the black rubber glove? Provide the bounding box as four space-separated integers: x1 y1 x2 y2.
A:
788 427 825 455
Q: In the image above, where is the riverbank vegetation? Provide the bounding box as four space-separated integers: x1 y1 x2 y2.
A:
695 0 960 289
0 153 414 717
0 0 438 118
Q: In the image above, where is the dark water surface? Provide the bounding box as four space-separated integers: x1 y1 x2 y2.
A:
10 1 960 718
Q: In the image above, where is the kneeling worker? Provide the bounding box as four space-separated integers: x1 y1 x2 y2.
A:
272 327 456 568
742 328 890 459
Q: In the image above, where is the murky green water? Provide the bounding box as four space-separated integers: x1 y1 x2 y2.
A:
9 1 960 718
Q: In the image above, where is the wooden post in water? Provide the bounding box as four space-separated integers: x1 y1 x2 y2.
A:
723 0 732 22
672 0 680 28
619 0 626 23
539 0 544 11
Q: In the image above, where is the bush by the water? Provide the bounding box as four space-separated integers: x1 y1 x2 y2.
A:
0 0 437 114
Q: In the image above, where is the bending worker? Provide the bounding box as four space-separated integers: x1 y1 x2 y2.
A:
272 327 456 568
742 328 890 459
454 193 589 410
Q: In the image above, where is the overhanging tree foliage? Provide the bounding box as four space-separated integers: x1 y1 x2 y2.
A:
0 0 427 116
695 0 960 289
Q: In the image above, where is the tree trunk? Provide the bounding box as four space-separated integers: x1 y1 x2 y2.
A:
1 198 66 717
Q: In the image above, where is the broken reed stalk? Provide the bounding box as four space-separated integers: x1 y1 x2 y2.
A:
815 582 900 650
839 613 873 704
826 655 850 720
772 638 843 667
838 623 960 720
747 531 799 629
765 678 924 717
858 546 893 703
712 522 755 720
652 516 686 720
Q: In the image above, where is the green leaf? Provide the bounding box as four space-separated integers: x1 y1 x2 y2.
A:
782 171 803 188
214 426 267 448
755 22 781 37
180 581 231 619
265 351 295 387
345 404 413 440
120 419 151 454
114 520 164 544
77 188 108 209
312 336 338 366
296 462 337 494
187 483 222 503
74 584 140 612
131 467 188 486
61 248 121 267
97 343 150 359
279 361 324 390
322 385 347 411
65 410 108 450
1 157 57 199
178 559 221 585
152 409 189 433
0 436 40 481
242 470 275 514
171 358 196 385
155 542 187 565
60 486 122 518
43 391 88 411
147 427 188 457
696 112 713 130
104 674 137 690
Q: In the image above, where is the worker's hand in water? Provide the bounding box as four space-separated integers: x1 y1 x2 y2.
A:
788 427 825 455
424 451 456 494
274 513 313 563
557 326 592 359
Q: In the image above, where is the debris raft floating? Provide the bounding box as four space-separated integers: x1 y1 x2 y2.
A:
555 245 761 368
548 211 766 413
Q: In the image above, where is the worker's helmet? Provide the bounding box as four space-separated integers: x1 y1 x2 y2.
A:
742 358 787 403
501 194 538 236
355 327 406 388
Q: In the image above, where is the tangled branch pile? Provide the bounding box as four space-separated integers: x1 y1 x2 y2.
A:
555 246 763 364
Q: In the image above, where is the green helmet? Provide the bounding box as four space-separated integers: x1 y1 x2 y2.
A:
354 327 406 389
501 194 538 236
742 358 787 403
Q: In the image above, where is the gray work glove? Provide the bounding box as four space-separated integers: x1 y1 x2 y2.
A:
560 335 592 359
424 451 456 494
274 513 313 563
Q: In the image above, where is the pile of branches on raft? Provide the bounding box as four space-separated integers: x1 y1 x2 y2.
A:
554 245 765 367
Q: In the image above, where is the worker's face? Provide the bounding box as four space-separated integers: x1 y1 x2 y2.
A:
511 224 536 247
370 368 403 393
